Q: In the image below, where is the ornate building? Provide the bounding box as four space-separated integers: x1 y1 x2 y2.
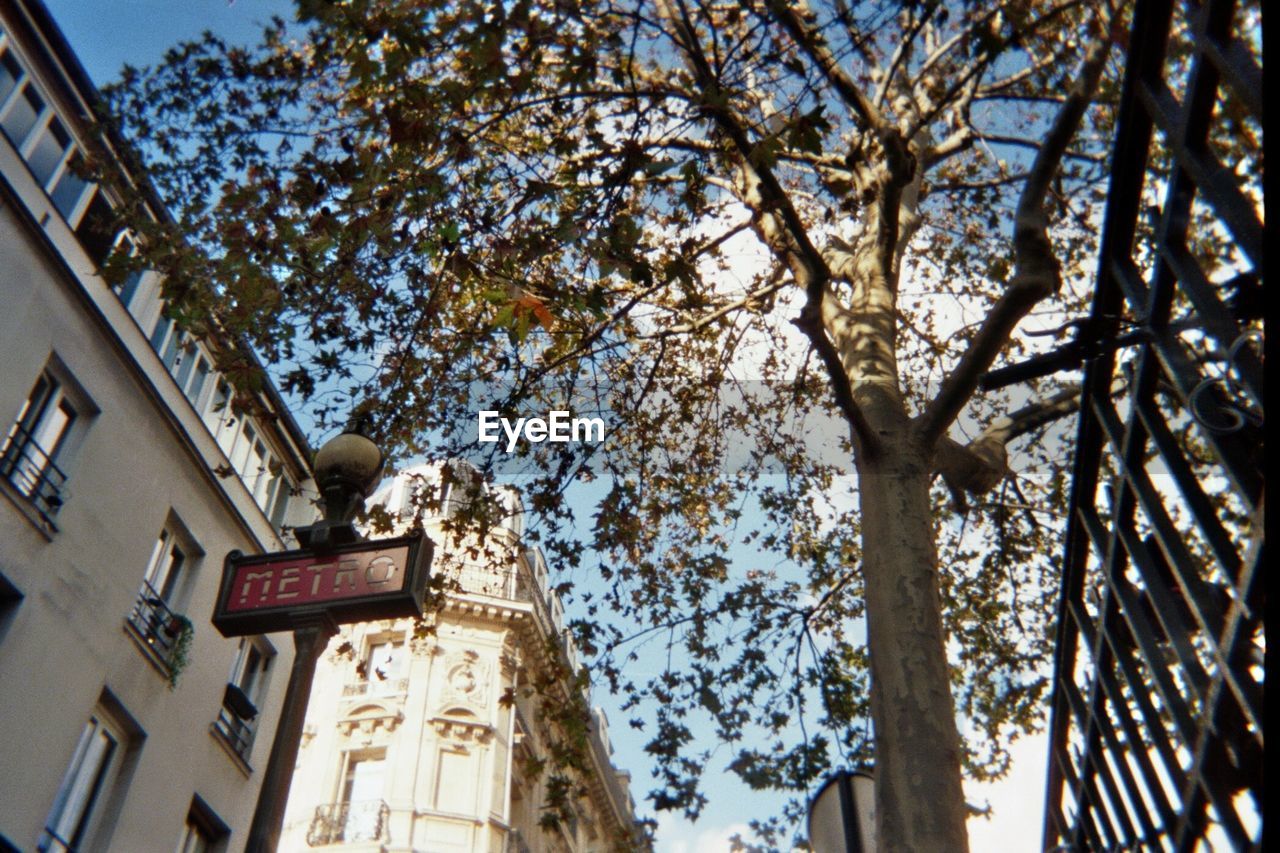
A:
280 464 645 853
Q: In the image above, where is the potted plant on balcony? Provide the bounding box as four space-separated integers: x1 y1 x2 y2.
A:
164 614 194 689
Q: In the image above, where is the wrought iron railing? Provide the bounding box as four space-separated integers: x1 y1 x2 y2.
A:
0 422 69 524
1042 0 1263 849
440 560 526 601
213 682 258 761
125 581 186 669
342 678 410 698
212 704 256 762
306 800 390 846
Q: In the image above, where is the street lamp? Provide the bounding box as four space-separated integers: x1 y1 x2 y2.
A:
245 424 384 852
296 424 385 547
807 769 876 853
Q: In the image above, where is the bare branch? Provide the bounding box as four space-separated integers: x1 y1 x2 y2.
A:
934 385 1081 497
874 4 938 111
657 0 876 449
915 14 1114 447
647 273 788 338
977 132 1108 164
765 0 889 133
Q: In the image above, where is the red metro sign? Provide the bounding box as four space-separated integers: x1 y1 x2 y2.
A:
212 533 433 636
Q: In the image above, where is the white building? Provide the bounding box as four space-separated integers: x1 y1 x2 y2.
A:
0 0 319 848
279 464 645 853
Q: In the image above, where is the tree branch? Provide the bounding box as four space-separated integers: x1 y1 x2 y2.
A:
647 272 788 338
657 0 876 450
764 0 889 134
793 302 879 457
934 384 1081 501
914 15 1113 447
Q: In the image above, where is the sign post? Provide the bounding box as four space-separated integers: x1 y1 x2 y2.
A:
211 423 431 852
214 533 433 853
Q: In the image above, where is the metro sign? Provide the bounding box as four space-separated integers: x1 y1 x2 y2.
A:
212 532 433 636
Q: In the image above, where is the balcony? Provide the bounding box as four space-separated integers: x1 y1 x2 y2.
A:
0 423 69 526
212 683 258 765
306 800 390 847
124 581 191 679
443 561 526 600
342 678 409 698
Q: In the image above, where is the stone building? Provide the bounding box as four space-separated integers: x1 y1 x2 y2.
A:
279 464 645 853
0 0 317 848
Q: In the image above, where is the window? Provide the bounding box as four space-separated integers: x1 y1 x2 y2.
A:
50 151 90 219
143 526 187 603
365 639 404 682
74 191 118 267
338 752 387 841
126 521 200 677
104 232 146 309
0 48 23 106
202 381 234 447
1 366 90 525
175 817 213 853
38 699 140 853
0 72 41 146
26 114 71 187
0 41 95 228
228 423 256 476
175 796 228 853
306 750 389 845
345 636 406 697
213 638 274 764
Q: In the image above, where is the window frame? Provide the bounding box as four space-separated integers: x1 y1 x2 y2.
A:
1 360 96 528
37 701 138 853
0 37 95 228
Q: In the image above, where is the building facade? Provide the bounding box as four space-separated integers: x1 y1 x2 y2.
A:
279 465 644 853
0 0 318 848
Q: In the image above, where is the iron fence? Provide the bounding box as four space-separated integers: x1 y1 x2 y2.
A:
1042 0 1263 849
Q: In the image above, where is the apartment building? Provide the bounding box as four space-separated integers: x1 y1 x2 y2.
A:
0 0 318 848
279 464 645 853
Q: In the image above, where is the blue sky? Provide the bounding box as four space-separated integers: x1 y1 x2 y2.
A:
39 2 1052 850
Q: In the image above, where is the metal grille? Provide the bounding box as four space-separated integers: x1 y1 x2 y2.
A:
125 581 187 670
306 800 390 847
0 421 69 525
1042 0 1262 850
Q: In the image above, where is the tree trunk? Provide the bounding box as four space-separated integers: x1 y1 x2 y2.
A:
857 426 970 852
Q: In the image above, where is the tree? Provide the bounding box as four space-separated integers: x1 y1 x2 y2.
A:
99 1 1124 848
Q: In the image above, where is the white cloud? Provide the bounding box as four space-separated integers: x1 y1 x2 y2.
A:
655 811 756 853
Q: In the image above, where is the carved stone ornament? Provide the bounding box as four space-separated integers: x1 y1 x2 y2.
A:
338 703 404 739
441 650 488 710
410 635 438 657
430 713 495 745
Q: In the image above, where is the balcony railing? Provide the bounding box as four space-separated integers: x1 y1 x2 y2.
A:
213 682 259 762
0 423 69 525
442 561 527 601
342 678 409 698
125 581 187 670
306 800 390 847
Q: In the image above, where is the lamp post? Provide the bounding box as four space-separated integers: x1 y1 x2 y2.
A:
807 769 876 853
244 425 384 853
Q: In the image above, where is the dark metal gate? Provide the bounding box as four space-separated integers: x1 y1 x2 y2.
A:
1041 0 1263 849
